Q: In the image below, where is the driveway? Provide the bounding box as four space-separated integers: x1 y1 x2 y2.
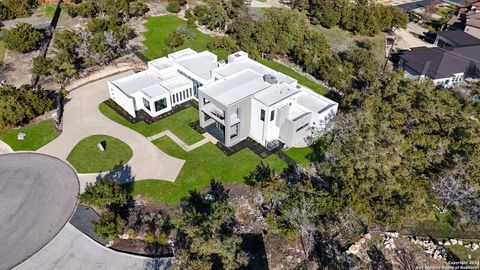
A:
0 153 79 270
37 71 185 186
14 223 173 270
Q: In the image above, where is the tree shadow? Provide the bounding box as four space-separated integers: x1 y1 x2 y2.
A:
97 163 135 185
143 258 173 270
238 233 269 270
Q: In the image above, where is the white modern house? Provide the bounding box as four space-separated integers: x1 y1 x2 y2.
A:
108 49 338 148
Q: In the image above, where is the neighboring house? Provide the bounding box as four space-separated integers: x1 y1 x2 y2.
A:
447 2 480 39
108 49 338 149
398 30 480 87
198 51 338 148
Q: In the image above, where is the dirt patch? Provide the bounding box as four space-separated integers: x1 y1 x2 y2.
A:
2 49 39 87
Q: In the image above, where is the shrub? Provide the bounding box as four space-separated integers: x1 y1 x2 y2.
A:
0 0 37 20
145 231 155 244
78 177 130 208
166 1 181 13
4 23 43 53
94 211 125 240
129 1 149 17
127 228 138 239
164 30 184 49
32 56 51 76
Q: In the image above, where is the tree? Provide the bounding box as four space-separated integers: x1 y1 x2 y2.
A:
309 0 344 28
4 23 43 53
94 211 126 240
175 181 247 270
32 56 51 76
52 30 82 55
0 0 37 20
164 30 184 50
78 177 130 208
0 85 53 130
128 1 149 17
166 1 181 13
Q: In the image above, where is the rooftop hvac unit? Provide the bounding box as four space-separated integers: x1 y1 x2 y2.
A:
263 74 278 84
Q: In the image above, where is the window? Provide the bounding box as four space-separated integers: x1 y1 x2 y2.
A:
270 110 275 121
176 93 179 102
154 98 167 112
260 109 265 121
172 94 176 104
190 88 192 97
186 88 189 98
296 123 309 132
183 90 186 100
143 97 150 111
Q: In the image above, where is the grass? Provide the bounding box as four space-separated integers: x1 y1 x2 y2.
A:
0 119 60 151
315 26 386 63
282 147 312 167
41 4 57 16
257 59 329 95
125 136 287 204
99 104 204 145
142 15 230 61
447 244 480 260
67 135 133 173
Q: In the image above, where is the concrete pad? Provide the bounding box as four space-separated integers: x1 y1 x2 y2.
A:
0 153 79 270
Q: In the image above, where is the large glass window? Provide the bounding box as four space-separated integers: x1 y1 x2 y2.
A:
143 97 150 111
270 110 275 121
260 109 265 121
154 98 167 112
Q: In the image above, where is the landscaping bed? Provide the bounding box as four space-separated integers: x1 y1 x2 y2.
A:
99 102 203 145
67 134 133 173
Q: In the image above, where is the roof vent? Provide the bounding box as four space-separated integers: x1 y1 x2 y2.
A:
263 74 278 84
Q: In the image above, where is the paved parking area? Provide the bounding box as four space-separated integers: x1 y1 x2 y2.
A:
0 153 79 270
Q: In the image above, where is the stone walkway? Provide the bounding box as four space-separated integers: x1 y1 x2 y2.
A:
148 131 218 152
37 71 186 187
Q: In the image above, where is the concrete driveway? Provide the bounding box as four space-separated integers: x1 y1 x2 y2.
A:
14 223 173 270
37 71 185 185
0 153 79 270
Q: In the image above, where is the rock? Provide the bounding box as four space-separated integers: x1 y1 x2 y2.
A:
451 239 458 245
360 238 366 244
472 243 479 251
106 240 114 248
458 240 463 246
444 241 451 246
17 132 26 141
119 234 129 240
364 233 372 240
349 244 360 254
385 243 392 249
286 256 293 262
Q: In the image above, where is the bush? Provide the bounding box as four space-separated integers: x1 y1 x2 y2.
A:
4 23 43 53
166 1 181 13
129 1 149 17
32 56 51 76
94 211 126 240
78 177 130 208
0 85 53 129
0 0 37 20
145 231 155 244
127 228 138 239
164 30 184 49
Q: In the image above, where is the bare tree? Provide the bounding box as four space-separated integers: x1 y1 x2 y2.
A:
395 248 418 270
431 166 476 212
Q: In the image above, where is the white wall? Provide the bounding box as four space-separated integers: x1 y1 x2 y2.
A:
249 99 267 145
108 81 137 117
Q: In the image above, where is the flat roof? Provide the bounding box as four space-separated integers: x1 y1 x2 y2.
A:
149 57 175 71
254 83 300 106
112 70 189 98
215 58 296 85
202 69 270 106
171 51 218 81
297 93 335 113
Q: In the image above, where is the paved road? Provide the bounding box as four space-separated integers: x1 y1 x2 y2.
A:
0 153 79 270
14 223 173 270
37 71 185 185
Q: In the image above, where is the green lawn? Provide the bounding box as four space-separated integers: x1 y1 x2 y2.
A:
67 135 133 173
257 59 329 95
282 146 312 167
0 119 60 151
125 136 287 204
99 104 204 145
142 15 230 61
41 4 57 16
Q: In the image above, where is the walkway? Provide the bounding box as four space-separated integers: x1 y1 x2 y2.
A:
148 130 218 152
37 71 185 186
14 223 173 270
0 139 13 154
